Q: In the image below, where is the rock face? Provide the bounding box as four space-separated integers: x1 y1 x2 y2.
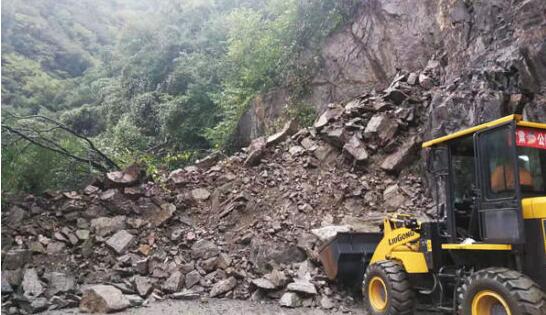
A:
233 0 546 147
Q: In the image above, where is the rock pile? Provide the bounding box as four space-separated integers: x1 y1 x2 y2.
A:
1 71 435 314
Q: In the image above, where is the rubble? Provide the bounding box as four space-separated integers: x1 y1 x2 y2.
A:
105 230 135 255
0 70 433 313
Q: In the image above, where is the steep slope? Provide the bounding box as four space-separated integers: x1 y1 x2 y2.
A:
235 0 546 145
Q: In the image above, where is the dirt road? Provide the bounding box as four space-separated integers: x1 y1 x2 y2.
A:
49 298 366 315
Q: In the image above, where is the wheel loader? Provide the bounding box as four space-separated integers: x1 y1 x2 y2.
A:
319 114 546 314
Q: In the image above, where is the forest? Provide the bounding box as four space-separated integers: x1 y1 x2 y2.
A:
1 0 356 193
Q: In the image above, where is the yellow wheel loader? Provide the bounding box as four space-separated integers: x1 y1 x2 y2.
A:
319 114 546 314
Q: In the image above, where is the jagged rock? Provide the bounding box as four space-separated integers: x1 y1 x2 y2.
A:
250 238 306 273
380 137 419 173
195 152 221 169
251 278 276 290
44 272 75 297
105 230 134 255
168 169 187 185
2 249 31 270
125 295 144 307
343 136 368 162
320 295 335 309
209 277 237 297
191 188 211 201
384 88 408 105
79 285 130 313
84 185 100 195
172 289 200 300
244 138 267 167
2 269 23 287
90 216 127 237
46 241 66 255
7 206 27 225
419 73 433 89
2 273 13 294
279 292 302 308
191 239 220 259
105 164 141 187
364 113 398 142
323 127 348 147
267 119 298 147
311 225 351 242
313 143 339 165
300 137 318 151
383 184 406 210
287 281 317 295
133 276 153 297
154 203 176 227
21 297 49 314
162 271 184 293
76 229 90 240
184 270 201 288
407 72 418 85
314 105 343 129
22 269 44 300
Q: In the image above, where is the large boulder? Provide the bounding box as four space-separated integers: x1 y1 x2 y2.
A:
79 285 130 313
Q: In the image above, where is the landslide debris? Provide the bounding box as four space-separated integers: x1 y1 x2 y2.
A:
1 71 435 314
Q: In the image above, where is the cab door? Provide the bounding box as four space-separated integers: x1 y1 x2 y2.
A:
474 122 525 243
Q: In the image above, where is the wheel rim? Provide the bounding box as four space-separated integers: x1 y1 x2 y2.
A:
471 290 512 315
368 276 388 311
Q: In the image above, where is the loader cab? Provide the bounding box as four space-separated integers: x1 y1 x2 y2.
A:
425 115 546 245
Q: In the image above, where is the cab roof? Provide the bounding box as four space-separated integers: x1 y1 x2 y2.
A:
422 114 546 148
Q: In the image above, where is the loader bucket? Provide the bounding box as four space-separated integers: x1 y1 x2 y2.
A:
319 232 382 284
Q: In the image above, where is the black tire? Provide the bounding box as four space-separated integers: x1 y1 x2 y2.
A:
457 267 546 315
362 260 415 315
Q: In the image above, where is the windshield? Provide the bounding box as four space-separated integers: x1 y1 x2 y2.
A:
516 127 546 197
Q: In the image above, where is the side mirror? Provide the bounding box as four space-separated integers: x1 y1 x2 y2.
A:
426 146 449 175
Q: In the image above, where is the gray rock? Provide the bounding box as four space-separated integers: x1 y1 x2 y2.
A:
7 206 27 225
194 152 221 169
191 188 211 201
314 106 343 129
47 241 67 255
2 269 23 287
380 137 419 173
384 88 407 105
300 137 318 151
407 72 418 85
343 135 368 162
419 73 433 89
267 119 298 146
172 288 200 300
287 281 317 295
364 113 398 142
313 143 339 165
22 269 44 300
320 295 335 309
2 249 31 270
75 229 90 241
90 216 127 237
1 273 13 294
125 294 144 307
311 225 351 242
29 242 46 253
209 277 237 297
383 184 406 210
105 230 134 255
133 276 153 297
162 271 184 293
279 292 302 308
22 297 49 314
191 239 220 259
251 278 276 290
244 137 266 167
288 145 304 156
79 285 130 313
45 272 75 297
184 270 201 288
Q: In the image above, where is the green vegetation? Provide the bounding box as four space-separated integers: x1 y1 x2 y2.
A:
2 0 357 193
